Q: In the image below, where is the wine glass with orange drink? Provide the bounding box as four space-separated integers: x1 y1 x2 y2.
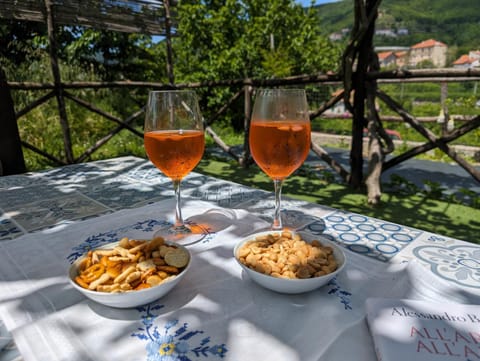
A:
144 90 205 244
249 88 311 230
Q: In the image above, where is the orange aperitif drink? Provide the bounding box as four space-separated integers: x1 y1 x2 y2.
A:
144 130 204 181
249 88 310 230
250 121 310 180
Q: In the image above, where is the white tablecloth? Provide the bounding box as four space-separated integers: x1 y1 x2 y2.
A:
1 198 478 361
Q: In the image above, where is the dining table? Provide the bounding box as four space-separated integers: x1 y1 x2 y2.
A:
0 155 479 361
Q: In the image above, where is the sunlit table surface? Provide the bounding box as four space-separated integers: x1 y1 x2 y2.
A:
1 156 479 361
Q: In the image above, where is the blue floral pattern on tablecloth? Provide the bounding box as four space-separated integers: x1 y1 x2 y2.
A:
0 217 23 241
326 277 352 310
67 219 214 263
413 245 480 289
321 210 422 262
132 304 227 361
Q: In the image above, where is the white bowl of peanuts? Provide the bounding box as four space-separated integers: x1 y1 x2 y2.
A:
68 236 191 308
234 230 345 294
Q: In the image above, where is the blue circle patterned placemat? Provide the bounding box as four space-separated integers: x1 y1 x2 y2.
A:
305 210 422 262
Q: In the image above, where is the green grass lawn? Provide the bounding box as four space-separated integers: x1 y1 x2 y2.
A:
196 157 480 244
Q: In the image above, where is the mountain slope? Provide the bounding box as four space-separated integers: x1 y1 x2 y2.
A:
315 0 480 54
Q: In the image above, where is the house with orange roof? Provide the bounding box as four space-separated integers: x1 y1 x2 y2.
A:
376 49 409 69
408 39 447 68
377 51 396 68
394 51 408 68
452 51 480 69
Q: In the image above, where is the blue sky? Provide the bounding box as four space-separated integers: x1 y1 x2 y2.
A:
296 0 338 6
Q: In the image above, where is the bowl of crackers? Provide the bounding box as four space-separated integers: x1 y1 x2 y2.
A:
68 236 191 308
234 230 345 294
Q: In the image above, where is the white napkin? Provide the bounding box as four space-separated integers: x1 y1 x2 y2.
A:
0 199 473 361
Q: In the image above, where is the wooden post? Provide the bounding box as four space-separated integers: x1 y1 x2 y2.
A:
0 67 26 175
440 82 450 135
44 0 74 163
350 0 379 188
164 0 175 85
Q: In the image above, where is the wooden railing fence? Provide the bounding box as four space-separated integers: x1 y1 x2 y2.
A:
6 69 480 190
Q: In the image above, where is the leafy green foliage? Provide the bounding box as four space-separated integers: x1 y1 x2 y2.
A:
173 0 342 130
175 0 340 81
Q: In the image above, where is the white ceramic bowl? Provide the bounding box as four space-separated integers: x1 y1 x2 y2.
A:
68 240 191 308
234 230 346 294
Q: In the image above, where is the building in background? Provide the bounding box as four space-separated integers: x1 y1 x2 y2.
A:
408 39 448 68
452 50 480 69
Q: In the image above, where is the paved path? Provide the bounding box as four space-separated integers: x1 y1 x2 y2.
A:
205 143 480 196
306 147 480 195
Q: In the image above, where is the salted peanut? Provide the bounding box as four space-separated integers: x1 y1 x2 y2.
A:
237 232 338 280
164 248 189 268
255 261 272 275
288 254 300 265
237 246 250 258
296 265 312 279
245 253 260 266
281 270 296 279
89 273 111 290
308 259 327 270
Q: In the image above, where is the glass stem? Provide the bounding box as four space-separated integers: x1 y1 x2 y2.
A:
272 179 284 230
173 179 184 228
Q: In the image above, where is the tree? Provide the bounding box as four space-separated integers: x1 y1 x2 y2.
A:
172 0 342 129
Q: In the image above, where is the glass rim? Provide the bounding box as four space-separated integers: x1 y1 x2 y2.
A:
255 88 306 94
148 89 197 94
256 88 305 92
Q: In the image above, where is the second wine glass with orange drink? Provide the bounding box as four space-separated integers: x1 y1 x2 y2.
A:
249 88 311 230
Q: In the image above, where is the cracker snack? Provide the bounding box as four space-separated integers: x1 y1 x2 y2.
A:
74 237 189 293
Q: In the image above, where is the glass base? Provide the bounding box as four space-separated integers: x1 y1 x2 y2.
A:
153 222 210 246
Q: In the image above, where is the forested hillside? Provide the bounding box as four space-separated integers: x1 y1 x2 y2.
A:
315 0 480 57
